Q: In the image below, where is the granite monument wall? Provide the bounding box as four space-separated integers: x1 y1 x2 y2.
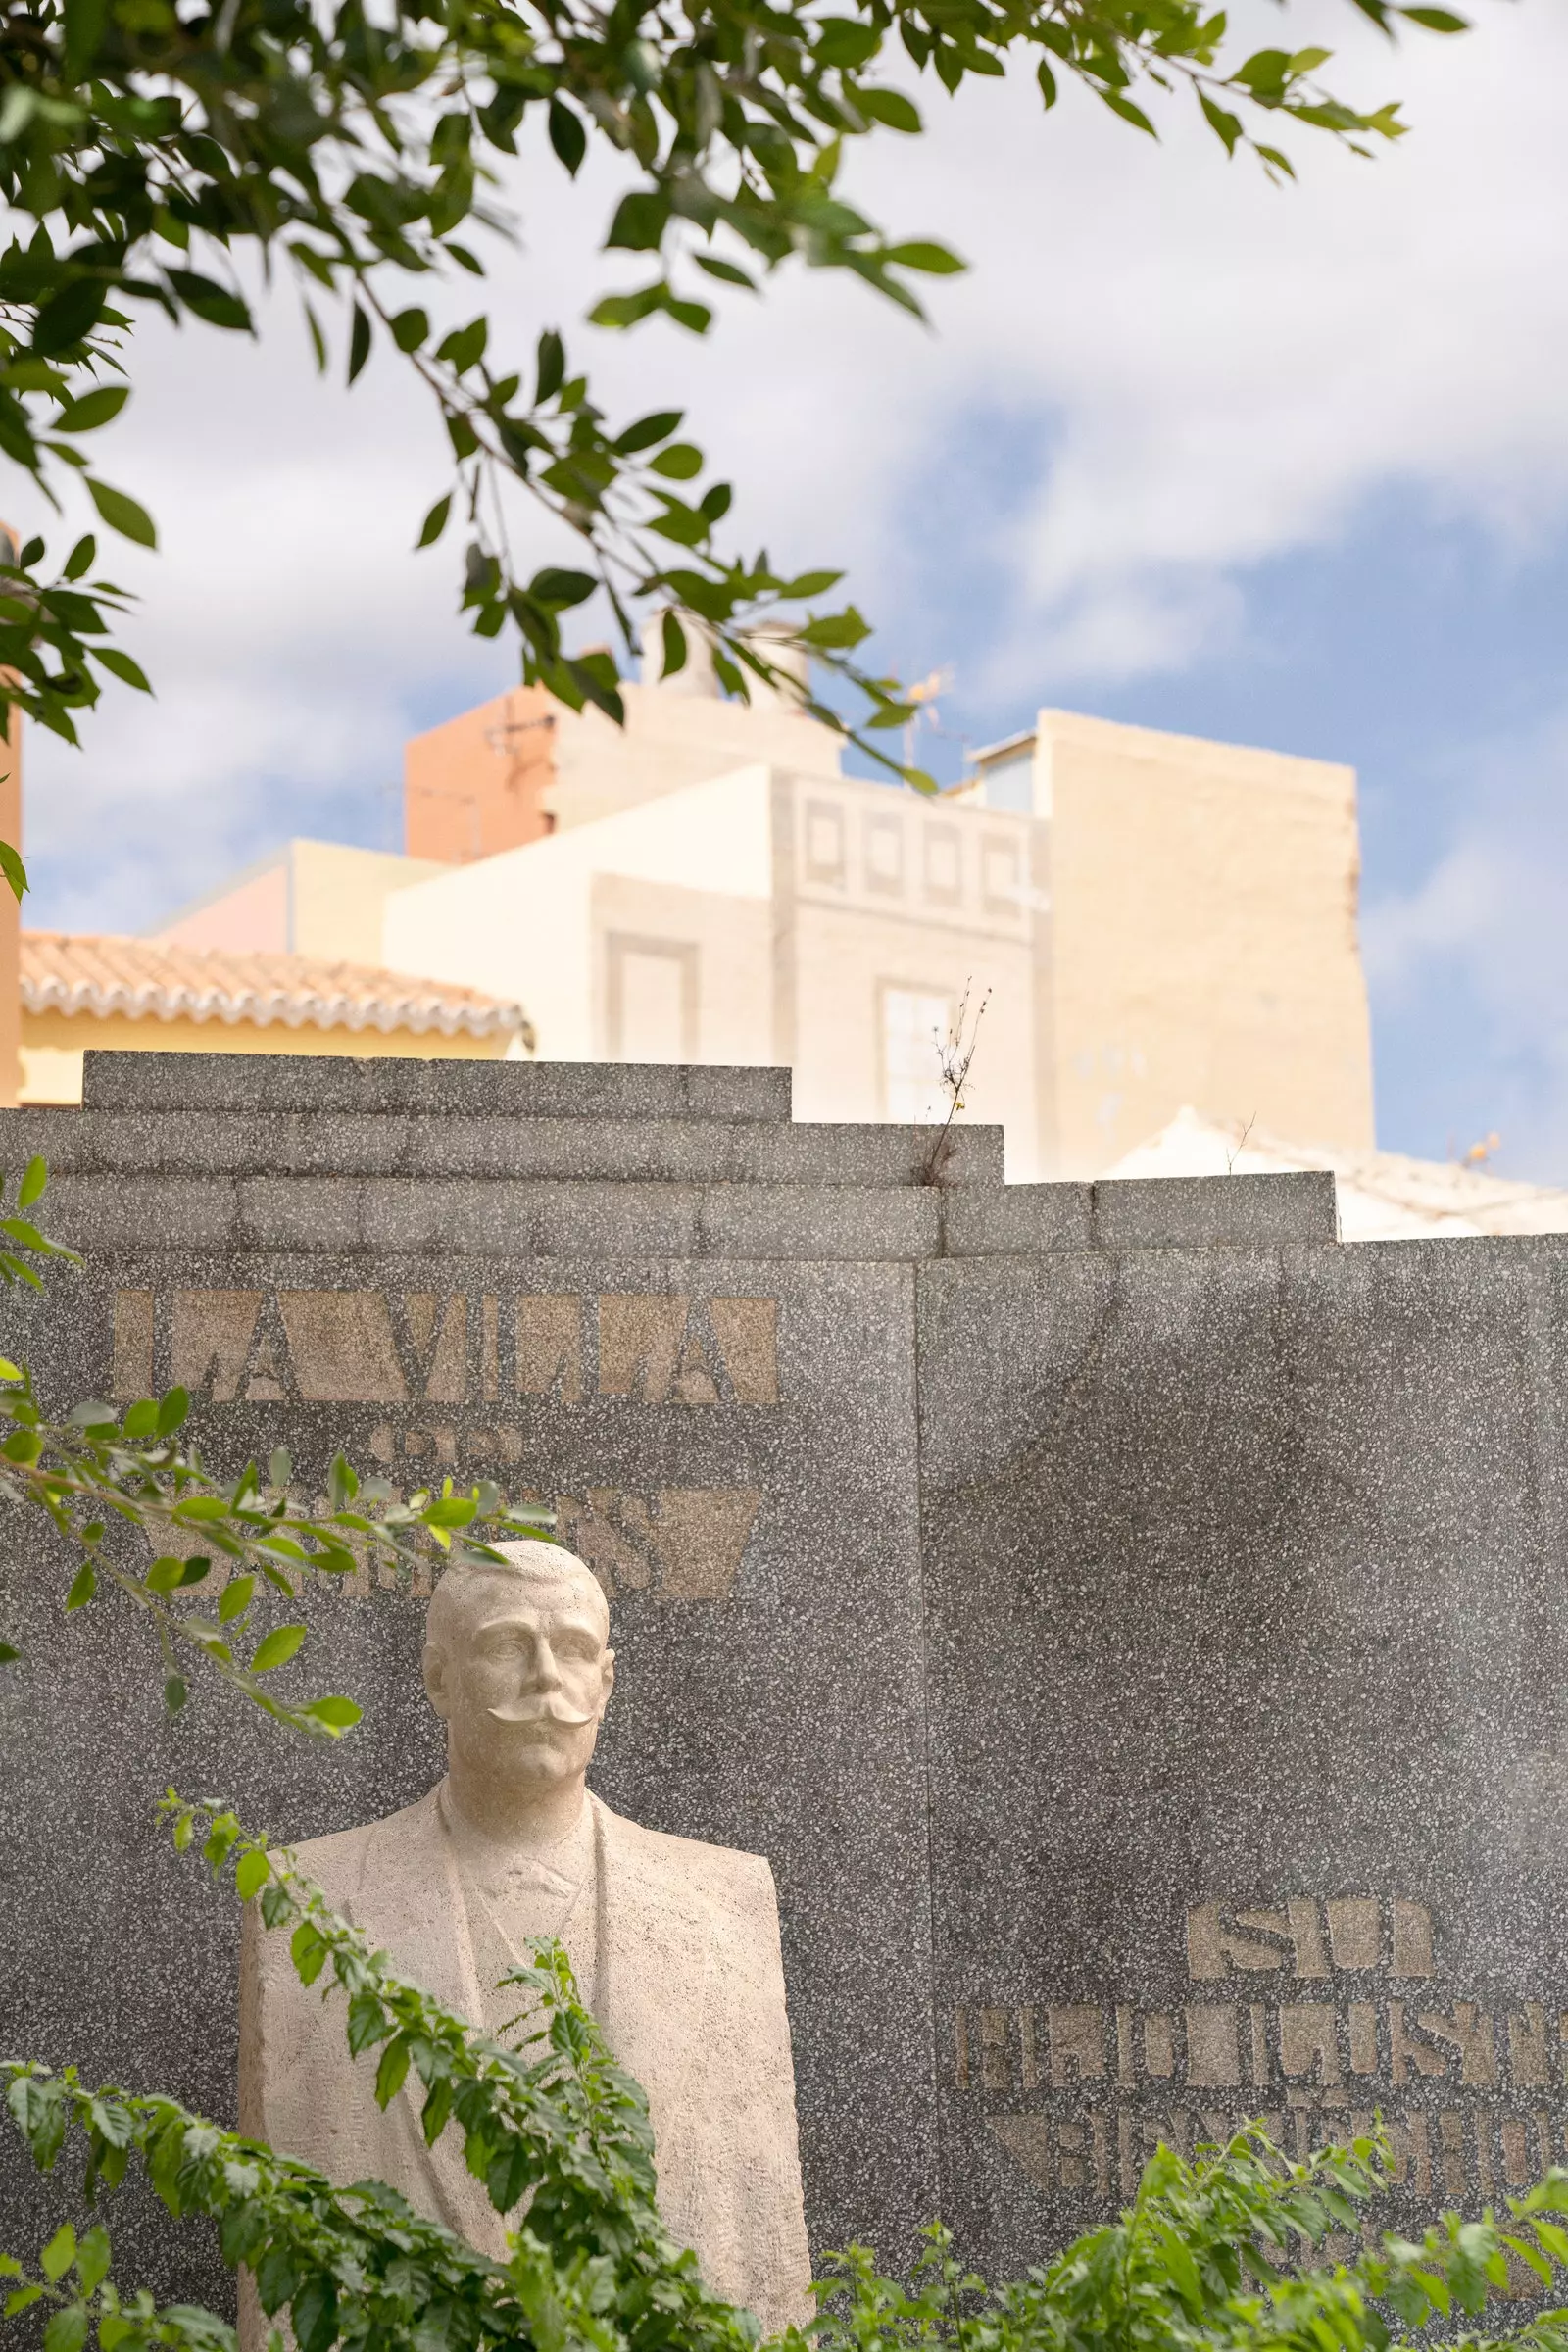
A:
1 1052 1565 2302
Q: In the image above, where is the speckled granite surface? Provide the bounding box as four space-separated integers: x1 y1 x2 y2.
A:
4 1053 1552 2305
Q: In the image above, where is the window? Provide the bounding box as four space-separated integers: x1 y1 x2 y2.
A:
865 813 905 896
982 837 1021 914
805 802 845 886
881 986 951 1123
607 936 697 1061
982 750 1034 813
924 825 962 905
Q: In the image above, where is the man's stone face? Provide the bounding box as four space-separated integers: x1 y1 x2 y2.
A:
423 1571 614 1793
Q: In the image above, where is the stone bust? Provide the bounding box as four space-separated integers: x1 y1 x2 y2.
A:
239 1542 811 2332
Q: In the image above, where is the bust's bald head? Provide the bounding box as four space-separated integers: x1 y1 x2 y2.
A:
426 1540 610 1659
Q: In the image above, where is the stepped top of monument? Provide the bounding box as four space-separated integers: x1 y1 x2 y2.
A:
79 1051 794 1122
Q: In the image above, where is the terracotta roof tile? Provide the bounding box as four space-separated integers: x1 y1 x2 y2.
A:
21 931 532 1046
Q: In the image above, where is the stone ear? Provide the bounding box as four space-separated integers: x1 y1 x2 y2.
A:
421 1642 450 1718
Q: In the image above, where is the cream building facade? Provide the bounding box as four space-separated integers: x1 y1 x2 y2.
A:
382 694 1373 1182
142 644 1377 1181
971 710 1375 1172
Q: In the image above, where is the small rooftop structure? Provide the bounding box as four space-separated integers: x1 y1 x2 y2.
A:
1107 1104 1568 1241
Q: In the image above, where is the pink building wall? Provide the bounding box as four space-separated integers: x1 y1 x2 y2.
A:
151 858 289 955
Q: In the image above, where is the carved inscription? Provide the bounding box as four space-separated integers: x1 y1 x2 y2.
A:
110 1287 776 1605
112 1288 781 1408
959 1892 1560 2215
554 1487 763 1600
191 1480 761 1606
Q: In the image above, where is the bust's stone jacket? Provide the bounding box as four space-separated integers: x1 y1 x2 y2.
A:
239 1788 812 2336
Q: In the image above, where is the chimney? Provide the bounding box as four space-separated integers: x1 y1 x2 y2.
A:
743 619 811 711
640 607 720 698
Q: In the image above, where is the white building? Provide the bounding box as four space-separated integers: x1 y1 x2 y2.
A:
150 629 1379 1183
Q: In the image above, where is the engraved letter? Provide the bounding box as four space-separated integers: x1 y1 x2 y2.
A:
1392 1899 1434 1978
171 1289 262 1401
709 1297 781 1404
598 1295 689 1402
113 1289 155 1399
1508 2003 1550 2089
652 1488 762 1600
1388 2001 1451 2083
1418 2004 1497 2086
1048 2006 1106 2085
517 1296 582 1402
1326 1898 1380 1972
979 2008 1011 2090
1143 2015 1176 2078
1279 2004 1342 2086
391 1293 466 1403
1185 2005 1241 2088
1439 2110 1466 2198
1187 1899 1327 1980
278 1291 406 1402
1501 2117 1533 2186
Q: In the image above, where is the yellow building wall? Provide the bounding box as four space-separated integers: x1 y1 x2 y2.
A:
1037 710 1375 1175
288 842 451 964
20 1010 513 1104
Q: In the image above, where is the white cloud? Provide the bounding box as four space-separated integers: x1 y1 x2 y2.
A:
1362 841 1506 1002
14 0 1568 929
1361 706 1568 1171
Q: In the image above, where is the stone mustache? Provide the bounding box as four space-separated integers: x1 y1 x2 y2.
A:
239 1542 812 2333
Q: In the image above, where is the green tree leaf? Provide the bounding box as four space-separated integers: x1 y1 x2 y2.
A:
857 86 922 132
884 240 965 274
535 329 565 403
296 1694 364 1735
40 2228 75 2282
547 98 586 175
348 304 371 384
42 2304 87 2352
250 1624 307 1673
234 1846 270 1899
165 270 251 330
85 481 157 549
31 279 107 356
530 567 597 607
74 2230 110 2294
56 385 129 433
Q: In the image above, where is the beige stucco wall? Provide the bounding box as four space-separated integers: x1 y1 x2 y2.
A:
19 1010 511 1104
1027 710 1374 1175
544 685 843 834
384 766 775 1064
590 872 773 1066
778 774 1044 1171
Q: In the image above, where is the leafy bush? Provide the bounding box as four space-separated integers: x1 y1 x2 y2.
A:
9 1804 1568 2352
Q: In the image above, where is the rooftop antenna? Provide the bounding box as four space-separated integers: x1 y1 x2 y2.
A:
903 665 954 770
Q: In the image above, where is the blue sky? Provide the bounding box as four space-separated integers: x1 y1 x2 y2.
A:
18 0 1568 1176
851 439 1568 1171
